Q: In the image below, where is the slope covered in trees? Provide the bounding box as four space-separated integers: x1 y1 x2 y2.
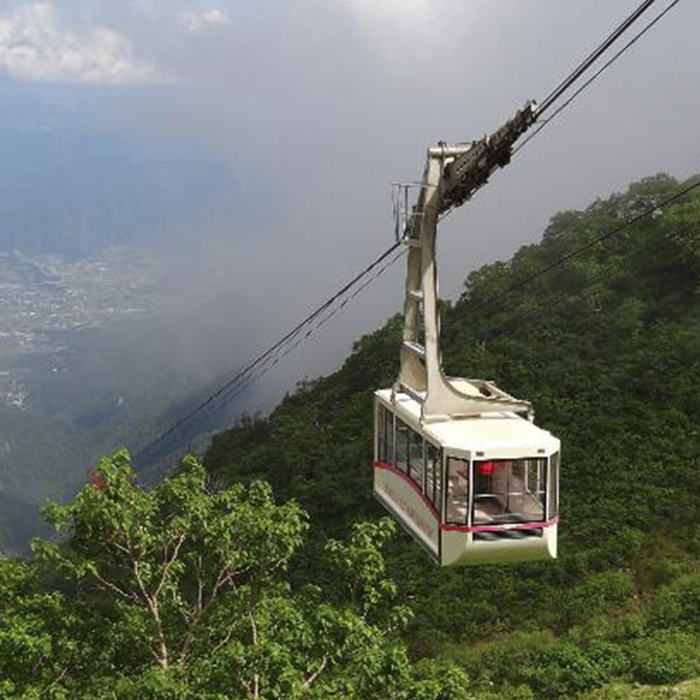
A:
2 172 700 698
204 172 700 698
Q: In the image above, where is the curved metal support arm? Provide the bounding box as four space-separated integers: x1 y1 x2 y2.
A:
395 105 537 424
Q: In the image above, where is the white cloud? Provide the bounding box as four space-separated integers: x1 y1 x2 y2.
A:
179 8 232 33
342 0 435 30
0 3 164 84
336 0 450 71
340 0 438 40
334 0 500 74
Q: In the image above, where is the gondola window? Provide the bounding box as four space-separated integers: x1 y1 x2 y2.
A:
409 431 424 488
446 458 469 525
473 459 547 525
395 419 410 474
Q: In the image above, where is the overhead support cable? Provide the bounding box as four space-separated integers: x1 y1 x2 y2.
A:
135 240 406 459
439 0 684 223
515 0 686 155
536 0 661 117
132 0 689 464
483 218 700 340
464 177 700 317
200 247 407 419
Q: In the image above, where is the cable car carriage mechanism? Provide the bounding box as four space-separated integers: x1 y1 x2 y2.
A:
374 104 560 566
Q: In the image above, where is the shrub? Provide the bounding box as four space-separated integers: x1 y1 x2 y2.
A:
649 572 700 631
454 630 557 686
557 571 635 626
630 630 697 685
523 641 623 698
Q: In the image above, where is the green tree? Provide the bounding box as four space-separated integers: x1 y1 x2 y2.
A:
0 557 77 699
25 450 471 699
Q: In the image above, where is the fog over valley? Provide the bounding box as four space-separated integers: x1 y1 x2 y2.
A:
0 0 699 553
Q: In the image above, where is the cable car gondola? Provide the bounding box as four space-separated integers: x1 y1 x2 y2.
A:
373 107 560 566
374 385 560 566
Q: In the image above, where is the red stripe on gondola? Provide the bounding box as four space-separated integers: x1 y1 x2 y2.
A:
441 516 559 533
373 461 440 519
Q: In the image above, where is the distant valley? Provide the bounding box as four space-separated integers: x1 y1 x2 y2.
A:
0 84 257 554
0 247 169 361
0 247 258 554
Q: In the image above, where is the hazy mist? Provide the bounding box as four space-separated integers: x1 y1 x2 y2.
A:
2 0 699 432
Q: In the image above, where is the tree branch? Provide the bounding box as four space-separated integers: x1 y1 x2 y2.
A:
134 559 170 669
92 568 138 604
303 655 329 689
153 531 186 600
250 609 260 699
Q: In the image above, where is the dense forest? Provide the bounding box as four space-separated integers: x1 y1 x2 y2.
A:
2 173 700 698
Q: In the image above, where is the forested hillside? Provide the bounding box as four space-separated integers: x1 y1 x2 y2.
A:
1 173 700 698
204 173 700 698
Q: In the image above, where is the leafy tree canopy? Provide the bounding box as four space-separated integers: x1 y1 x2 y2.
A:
1 451 471 699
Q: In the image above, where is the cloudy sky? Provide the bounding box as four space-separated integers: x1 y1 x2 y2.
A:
0 0 698 394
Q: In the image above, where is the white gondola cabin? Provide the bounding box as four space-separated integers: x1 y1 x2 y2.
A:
374 384 559 566
373 112 560 565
